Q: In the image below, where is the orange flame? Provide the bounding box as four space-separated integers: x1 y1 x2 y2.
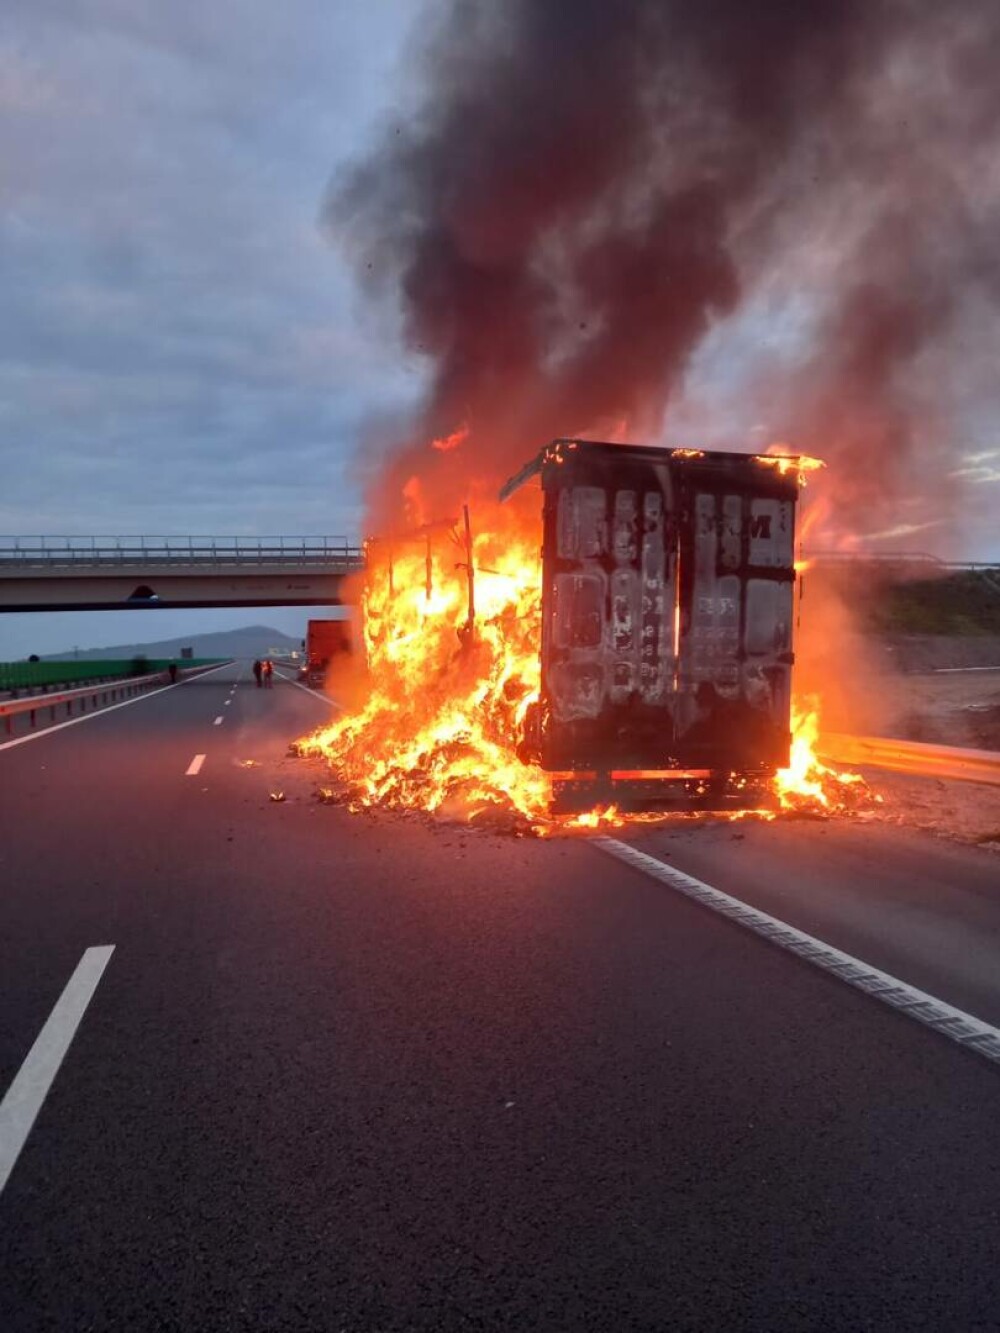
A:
298 500 553 826
775 699 875 813
431 422 470 453
753 452 826 485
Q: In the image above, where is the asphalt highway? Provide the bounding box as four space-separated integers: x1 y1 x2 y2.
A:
1 662 1000 1331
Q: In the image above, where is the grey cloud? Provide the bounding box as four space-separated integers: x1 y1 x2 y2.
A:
0 0 425 545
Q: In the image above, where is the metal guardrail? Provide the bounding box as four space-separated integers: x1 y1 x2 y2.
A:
0 661 229 735
820 733 1000 787
0 536 366 569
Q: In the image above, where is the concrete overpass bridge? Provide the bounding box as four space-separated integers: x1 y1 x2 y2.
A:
0 536 366 612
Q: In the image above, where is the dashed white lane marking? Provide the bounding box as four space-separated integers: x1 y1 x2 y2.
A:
224 700 232 706
186 753 206 775
0 945 115 1195
213 716 223 726
596 837 1000 1070
0 661 233 754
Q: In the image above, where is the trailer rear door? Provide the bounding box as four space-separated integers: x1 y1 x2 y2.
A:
533 441 797 774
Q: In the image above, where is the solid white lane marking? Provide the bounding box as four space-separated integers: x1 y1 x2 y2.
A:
0 945 115 1195
0 661 233 754
597 837 1000 1069
271 669 341 709
213 716 223 725
186 754 206 775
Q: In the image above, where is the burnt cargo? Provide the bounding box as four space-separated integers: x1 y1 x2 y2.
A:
501 439 803 808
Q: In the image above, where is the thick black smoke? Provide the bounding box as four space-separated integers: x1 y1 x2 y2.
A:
765 2 1000 548
329 0 1000 544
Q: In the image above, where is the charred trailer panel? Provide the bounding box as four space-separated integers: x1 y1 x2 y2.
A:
508 440 800 798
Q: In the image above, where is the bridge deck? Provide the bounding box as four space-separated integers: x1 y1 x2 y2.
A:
0 537 366 611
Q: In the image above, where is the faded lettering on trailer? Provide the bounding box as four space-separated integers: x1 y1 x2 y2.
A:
502 439 801 787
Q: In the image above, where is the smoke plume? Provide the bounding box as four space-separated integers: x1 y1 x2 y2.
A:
328 0 1000 547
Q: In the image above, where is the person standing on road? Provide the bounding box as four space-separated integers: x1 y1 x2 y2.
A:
263 659 274 689
253 658 263 688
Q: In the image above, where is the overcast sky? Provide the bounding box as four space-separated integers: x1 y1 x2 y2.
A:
0 0 428 654
1 0 997 658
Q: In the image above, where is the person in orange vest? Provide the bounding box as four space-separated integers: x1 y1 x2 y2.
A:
263 659 274 689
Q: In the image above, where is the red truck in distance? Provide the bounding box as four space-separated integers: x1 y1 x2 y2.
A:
300 618 352 689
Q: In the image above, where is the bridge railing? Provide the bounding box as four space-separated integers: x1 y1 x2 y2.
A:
0 536 366 568
803 550 999 572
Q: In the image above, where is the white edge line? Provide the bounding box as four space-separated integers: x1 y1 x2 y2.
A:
272 669 341 709
933 666 1000 674
186 753 206 776
596 837 1000 1069
0 661 233 754
0 945 115 1195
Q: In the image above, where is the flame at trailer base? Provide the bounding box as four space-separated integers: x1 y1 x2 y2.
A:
295 502 875 833
775 702 877 814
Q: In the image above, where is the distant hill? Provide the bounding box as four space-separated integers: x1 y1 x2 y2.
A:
43 624 304 662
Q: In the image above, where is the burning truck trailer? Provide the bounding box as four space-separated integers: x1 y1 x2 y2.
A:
501 439 805 815
298 437 840 827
